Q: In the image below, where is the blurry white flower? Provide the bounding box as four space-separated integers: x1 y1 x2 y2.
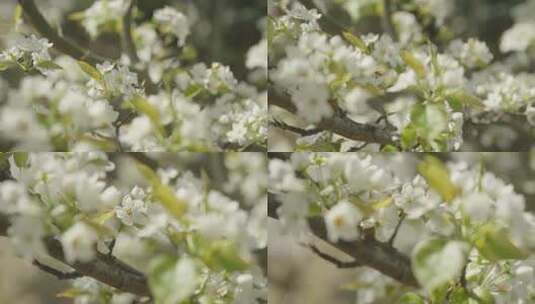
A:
83 0 128 38
448 39 493 68
500 22 535 53
61 222 98 263
154 6 190 47
246 39 267 70
324 200 363 242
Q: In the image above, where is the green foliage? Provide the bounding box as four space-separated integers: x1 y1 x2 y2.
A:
418 155 459 202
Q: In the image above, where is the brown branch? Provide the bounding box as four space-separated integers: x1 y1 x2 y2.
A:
269 88 398 146
268 193 419 287
0 213 151 296
128 152 159 170
33 259 82 280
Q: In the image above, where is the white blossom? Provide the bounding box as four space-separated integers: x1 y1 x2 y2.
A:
154 7 190 47
324 200 363 242
61 222 99 263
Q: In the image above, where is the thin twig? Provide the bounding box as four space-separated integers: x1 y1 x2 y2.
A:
388 212 406 246
270 119 322 136
308 243 361 268
347 142 369 152
33 260 82 280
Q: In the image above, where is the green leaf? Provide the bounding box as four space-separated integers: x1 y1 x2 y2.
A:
0 153 12 166
77 60 103 82
418 155 459 202
401 125 417 150
0 61 13 72
474 224 528 261
184 84 203 98
342 31 369 53
13 4 22 26
398 292 425 304
400 50 426 79
411 238 468 292
201 240 250 272
446 91 484 109
136 163 187 220
91 210 115 225
381 144 399 152
37 60 63 70
129 95 165 135
472 286 495 304
68 11 86 21
13 152 29 168
57 288 88 298
449 286 470 304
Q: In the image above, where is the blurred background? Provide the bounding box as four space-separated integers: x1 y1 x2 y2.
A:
268 152 535 304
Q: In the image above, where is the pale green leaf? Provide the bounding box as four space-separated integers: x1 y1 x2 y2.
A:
398 292 425 304
342 31 369 53
446 91 484 109
136 163 187 220
400 50 426 79
201 240 250 272
37 60 63 70
13 152 29 168
13 4 22 27
474 224 528 261
77 60 103 82
129 95 165 136
418 155 459 202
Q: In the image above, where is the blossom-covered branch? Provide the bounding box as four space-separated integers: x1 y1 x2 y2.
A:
270 88 397 146
0 213 151 296
0 152 267 303
268 194 418 287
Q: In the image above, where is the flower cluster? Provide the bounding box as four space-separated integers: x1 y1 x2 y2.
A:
0 34 54 74
0 152 267 303
270 153 535 303
269 0 535 151
0 0 267 151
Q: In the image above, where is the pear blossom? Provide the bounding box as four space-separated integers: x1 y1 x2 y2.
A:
153 6 190 47
61 222 99 263
324 200 363 242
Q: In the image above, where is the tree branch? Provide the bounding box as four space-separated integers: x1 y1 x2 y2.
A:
33 259 82 280
269 88 398 146
268 193 419 287
0 212 151 296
